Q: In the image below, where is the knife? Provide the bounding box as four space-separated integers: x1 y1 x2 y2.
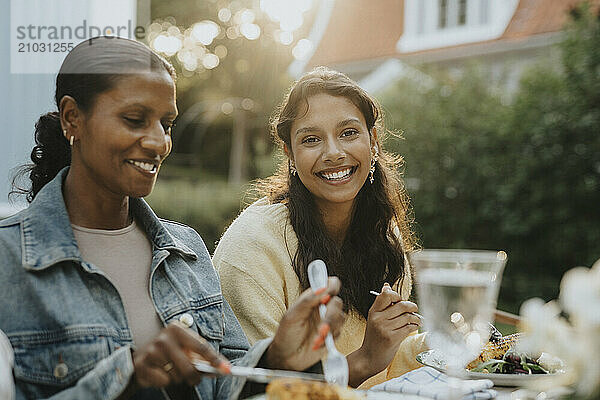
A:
193 361 326 384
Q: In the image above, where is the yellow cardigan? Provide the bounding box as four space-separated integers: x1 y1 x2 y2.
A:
213 198 428 388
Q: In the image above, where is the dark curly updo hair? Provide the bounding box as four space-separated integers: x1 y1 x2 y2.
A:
11 36 176 202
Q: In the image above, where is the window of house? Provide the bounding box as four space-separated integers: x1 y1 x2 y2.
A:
439 0 468 28
399 0 518 53
458 0 467 25
439 0 448 28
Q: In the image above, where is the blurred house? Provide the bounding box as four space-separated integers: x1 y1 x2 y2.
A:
291 0 592 93
1 0 139 218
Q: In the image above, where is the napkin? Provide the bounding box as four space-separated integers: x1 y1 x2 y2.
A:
369 366 497 400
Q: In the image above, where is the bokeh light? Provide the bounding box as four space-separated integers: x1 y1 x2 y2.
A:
202 53 220 69
279 13 303 32
152 34 182 56
292 38 313 60
167 26 181 36
191 20 220 46
241 98 254 110
226 26 240 39
221 102 234 115
149 0 316 73
214 44 228 59
149 22 162 33
277 30 293 45
183 58 198 72
260 0 312 46
239 9 255 24
240 23 261 40
260 0 312 31
218 8 232 22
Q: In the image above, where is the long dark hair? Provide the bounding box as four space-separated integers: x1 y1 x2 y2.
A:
11 36 176 202
257 67 418 318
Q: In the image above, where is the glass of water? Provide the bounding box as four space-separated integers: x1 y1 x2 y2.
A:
409 249 507 398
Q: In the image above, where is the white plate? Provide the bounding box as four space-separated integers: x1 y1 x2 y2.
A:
416 350 563 387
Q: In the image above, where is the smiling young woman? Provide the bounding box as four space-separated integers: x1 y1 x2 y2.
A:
287 93 374 236
1 38 345 400
213 67 429 388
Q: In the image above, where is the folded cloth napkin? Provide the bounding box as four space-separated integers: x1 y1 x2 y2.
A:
369 366 497 400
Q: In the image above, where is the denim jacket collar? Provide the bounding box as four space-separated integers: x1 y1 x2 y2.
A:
16 167 196 271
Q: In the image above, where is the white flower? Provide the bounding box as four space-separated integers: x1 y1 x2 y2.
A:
537 352 564 372
519 258 600 398
518 299 570 356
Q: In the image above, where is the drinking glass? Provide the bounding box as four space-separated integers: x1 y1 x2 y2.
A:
409 249 507 399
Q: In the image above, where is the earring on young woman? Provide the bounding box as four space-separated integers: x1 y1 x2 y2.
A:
369 144 379 184
289 160 297 176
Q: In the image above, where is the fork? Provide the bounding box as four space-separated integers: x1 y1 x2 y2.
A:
307 259 349 387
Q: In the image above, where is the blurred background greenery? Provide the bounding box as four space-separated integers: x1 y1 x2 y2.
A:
145 1 599 315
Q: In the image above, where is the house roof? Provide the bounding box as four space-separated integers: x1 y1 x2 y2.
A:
306 0 592 69
502 0 582 39
308 0 404 67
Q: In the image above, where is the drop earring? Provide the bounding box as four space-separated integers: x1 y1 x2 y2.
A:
369 144 379 184
289 160 297 176
63 129 74 146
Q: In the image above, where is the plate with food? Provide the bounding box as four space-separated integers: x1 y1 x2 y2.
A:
249 378 427 400
416 333 565 387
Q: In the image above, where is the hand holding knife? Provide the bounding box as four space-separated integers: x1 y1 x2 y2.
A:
193 360 325 383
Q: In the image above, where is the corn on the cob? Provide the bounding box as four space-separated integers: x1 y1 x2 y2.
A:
467 333 522 370
266 378 363 400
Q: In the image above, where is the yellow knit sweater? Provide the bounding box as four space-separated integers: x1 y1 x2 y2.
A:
213 198 428 388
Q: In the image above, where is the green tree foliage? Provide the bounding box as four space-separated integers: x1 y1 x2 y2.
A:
380 5 600 311
148 179 246 251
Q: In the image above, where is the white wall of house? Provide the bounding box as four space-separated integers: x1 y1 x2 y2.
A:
398 0 519 53
1 0 52 216
354 0 564 96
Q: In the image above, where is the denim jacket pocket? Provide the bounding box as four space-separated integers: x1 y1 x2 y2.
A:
165 296 225 342
10 326 111 398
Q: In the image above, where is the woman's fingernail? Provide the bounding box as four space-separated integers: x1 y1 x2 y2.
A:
383 282 391 288
314 287 327 295
320 294 331 305
218 361 231 375
318 323 330 337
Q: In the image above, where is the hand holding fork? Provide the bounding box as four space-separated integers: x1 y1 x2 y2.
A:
307 260 349 387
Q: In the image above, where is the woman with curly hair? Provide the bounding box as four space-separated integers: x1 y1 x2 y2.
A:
213 67 428 388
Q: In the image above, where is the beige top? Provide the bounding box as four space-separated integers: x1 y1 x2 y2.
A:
72 220 162 348
213 198 428 388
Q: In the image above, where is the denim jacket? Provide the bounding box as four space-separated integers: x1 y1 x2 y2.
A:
0 168 270 400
